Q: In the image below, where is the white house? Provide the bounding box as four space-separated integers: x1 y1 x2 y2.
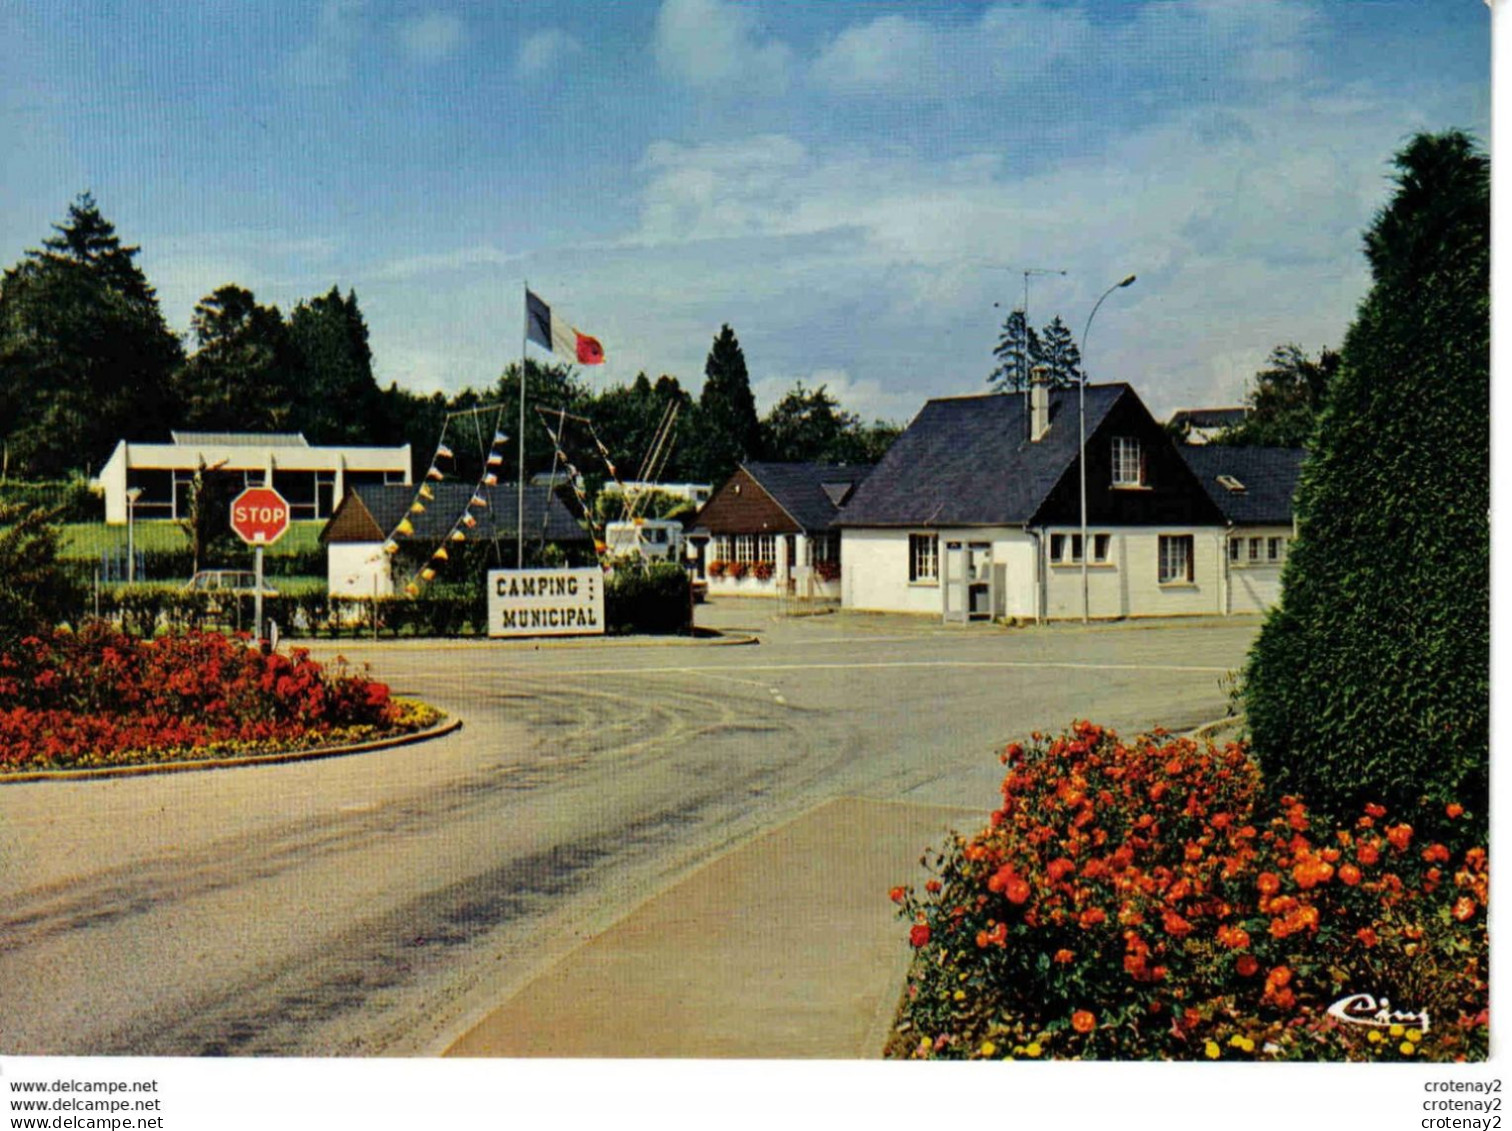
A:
835 383 1275 621
95 432 412 524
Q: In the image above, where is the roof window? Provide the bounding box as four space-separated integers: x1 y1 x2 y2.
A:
1216 474 1247 493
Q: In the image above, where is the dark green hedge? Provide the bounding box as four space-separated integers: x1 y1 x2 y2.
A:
1243 132 1489 839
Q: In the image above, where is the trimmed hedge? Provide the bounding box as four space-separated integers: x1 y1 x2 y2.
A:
1244 132 1489 840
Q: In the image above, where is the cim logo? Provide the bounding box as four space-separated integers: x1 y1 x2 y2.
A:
230 486 291 546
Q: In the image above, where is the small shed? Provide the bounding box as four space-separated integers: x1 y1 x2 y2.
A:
320 482 590 597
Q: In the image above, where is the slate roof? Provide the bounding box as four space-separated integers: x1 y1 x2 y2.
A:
1178 446 1306 525
835 386 1128 527
324 482 590 544
1168 407 1247 431
170 431 310 447
741 461 873 532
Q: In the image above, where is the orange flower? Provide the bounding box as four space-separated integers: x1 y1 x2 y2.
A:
909 923 931 948
1078 907 1107 928
1236 954 1259 977
1267 965 1292 988
1446 802 1464 819
1365 803 1387 818
1356 927 1378 948
1453 897 1477 923
1357 843 1380 866
1006 877 1031 904
1071 1010 1096 1034
1054 948 1074 964
1338 863 1361 886
1422 843 1451 864
1386 824 1413 852
1162 911 1193 938
1257 872 1281 896
925 879 942 894
1047 857 1076 882
889 886 906 904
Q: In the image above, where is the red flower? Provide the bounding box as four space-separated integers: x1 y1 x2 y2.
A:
1446 802 1465 819
1005 877 1031 905
1364 803 1387 818
1071 1010 1096 1034
1236 954 1259 977
889 886 906 904
1338 863 1361 886
1386 824 1413 852
1453 897 1477 923
1053 948 1074 964
1356 927 1378 948
909 923 931 948
1257 872 1281 896
925 879 942 894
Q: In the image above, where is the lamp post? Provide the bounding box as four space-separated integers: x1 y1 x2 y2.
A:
1079 274 1137 624
125 487 143 585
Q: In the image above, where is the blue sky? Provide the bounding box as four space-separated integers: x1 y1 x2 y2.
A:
0 1 1490 424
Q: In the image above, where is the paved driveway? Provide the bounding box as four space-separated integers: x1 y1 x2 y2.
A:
0 601 1259 1056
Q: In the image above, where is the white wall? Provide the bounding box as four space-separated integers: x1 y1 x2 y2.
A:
842 527 1035 617
1225 525 1293 614
1042 526 1225 619
328 543 394 599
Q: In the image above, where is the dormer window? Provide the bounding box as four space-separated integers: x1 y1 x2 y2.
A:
1217 474 1246 493
1111 437 1144 487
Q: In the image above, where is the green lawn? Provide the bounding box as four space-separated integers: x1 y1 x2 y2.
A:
60 520 328 559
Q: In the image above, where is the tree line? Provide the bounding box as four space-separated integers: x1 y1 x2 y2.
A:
0 195 899 489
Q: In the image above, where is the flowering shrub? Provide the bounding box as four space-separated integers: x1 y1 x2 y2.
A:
890 722 1487 1062
726 561 751 580
813 560 841 582
753 560 776 581
706 560 728 578
0 625 435 772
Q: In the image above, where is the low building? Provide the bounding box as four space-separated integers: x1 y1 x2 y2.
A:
836 383 1235 621
1179 445 1306 614
1167 406 1248 445
319 481 591 598
95 432 412 524
692 462 871 600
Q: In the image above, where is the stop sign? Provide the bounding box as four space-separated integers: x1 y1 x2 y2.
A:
230 486 291 546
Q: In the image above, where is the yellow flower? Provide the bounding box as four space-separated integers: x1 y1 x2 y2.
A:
1367 1030 1383 1044
1228 1034 1245 1048
954 989 967 1002
1389 1024 1405 1038
1406 1029 1423 1044
1204 1041 1221 1060
1400 1042 1415 1056
979 1041 997 1058
1025 1042 1043 1059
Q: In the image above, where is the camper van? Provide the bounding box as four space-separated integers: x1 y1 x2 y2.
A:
604 518 684 563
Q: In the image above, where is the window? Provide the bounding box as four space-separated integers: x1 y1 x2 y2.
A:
1158 535 1194 584
1268 537 1285 562
909 533 939 582
1111 437 1144 486
1229 538 1242 563
756 533 776 562
734 535 755 562
1051 532 1111 565
809 533 839 563
1093 533 1111 563
1249 537 1262 562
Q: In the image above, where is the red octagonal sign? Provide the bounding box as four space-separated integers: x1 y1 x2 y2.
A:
230 486 291 546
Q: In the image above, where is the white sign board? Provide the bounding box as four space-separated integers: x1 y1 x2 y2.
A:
488 568 605 638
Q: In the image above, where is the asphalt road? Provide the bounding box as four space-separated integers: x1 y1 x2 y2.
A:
0 601 1259 1057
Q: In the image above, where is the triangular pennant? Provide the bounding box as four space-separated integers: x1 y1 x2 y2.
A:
483 473 498 487
410 501 426 514
486 454 503 467
432 547 449 562
493 431 507 445
436 444 453 460
420 567 436 582
382 541 399 555
462 514 478 529
404 583 419 597
396 519 415 536
426 466 444 481
419 484 434 501
451 529 467 542
470 494 488 508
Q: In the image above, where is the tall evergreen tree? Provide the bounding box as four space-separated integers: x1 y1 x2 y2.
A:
175 284 296 432
693 324 761 482
0 194 182 477
1243 131 1489 837
1036 316 1083 388
287 286 384 444
761 382 856 463
988 309 1039 393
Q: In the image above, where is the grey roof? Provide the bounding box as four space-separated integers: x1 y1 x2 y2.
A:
1168 407 1247 430
348 482 589 543
1178 446 1305 525
743 461 873 531
836 386 1128 527
169 431 309 447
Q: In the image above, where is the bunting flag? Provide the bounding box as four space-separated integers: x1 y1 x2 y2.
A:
436 444 453 461
426 466 444 481
462 514 478 529
409 501 426 514
419 484 434 501
494 431 507 445
450 529 467 542
396 519 415 536
486 453 503 468
470 493 488 509
420 567 436 582
405 582 419 597
483 473 498 487
382 540 399 555
525 290 605 365
432 547 449 562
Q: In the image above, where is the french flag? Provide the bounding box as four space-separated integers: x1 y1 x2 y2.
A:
526 289 605 365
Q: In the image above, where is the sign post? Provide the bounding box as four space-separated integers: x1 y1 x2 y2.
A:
230 485 291 643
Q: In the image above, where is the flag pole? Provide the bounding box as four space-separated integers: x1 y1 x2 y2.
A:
518 282 528 569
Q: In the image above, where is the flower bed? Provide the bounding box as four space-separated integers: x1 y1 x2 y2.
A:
888 722 1486 1062
0 626 439 773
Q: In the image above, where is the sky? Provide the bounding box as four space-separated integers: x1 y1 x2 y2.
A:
0 0 1490 426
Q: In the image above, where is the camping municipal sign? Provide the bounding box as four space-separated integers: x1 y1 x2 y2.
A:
488 568 605 638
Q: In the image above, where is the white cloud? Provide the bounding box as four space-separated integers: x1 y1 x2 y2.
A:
515 28 581 79
397 12 465 65
282 0 367 88
367 245 519 282
652 0 794 94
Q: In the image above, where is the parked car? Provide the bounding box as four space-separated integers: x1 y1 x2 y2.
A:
182 570 279 597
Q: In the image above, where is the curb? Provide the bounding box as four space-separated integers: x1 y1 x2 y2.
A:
291 629 761 652
0 715 463 785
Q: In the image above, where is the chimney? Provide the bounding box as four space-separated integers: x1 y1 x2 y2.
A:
1029 365 1051 441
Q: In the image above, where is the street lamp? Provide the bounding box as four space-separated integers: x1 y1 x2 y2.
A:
1079 274 1137 624
125 487 143 584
